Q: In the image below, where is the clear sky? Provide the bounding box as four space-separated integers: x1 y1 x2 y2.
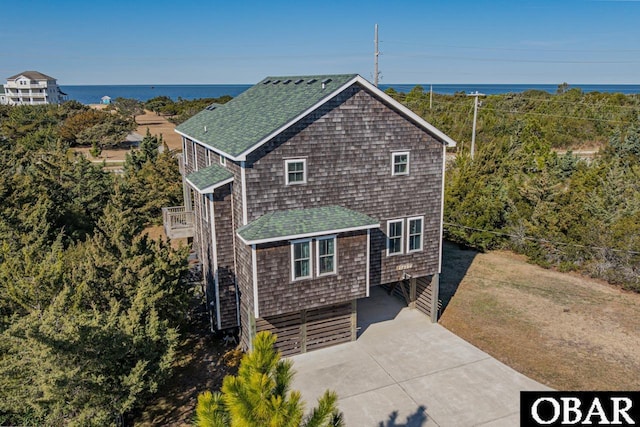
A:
2 0 639 85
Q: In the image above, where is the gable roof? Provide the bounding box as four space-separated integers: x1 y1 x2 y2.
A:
176 74 456 162
176 74 357 160
7 71 56 81
236 205 380 245
185 163 234 194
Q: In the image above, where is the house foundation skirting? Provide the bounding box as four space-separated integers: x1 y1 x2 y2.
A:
253 301 356 357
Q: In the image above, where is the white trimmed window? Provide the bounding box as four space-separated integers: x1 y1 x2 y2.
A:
392 151 410 176
316 236 337 276
291 239 312 280
220 155 226 166
387 219 404 255
206 150 212 166
407 216 424 253
285 159 306 185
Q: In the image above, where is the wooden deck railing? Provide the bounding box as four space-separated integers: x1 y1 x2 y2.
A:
162 206 194 239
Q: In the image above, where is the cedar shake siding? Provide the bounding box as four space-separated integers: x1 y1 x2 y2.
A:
237 241 254 349
213 184 238 329
182 136 243 331
244 86 442 285
254 231 368 317
172 74 456 354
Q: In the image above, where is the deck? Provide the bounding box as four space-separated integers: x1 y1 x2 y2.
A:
162 206 194 239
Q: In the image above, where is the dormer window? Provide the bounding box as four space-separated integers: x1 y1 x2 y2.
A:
285 159 306 185
392 151 410 176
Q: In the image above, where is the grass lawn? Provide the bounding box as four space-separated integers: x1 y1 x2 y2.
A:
439 241 640 390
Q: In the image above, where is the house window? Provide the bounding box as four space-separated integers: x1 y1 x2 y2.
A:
392 152 410 176
317 236 336 276
292 240 311 280
206 150 212 166
220 155 226 166
387 219 404 255
407 216 424 253
285 159 306 185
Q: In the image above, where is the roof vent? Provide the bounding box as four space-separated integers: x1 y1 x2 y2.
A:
205 104 217 111
263 79 271 84
321 78 332 89
283 79 292 84
272 79 281 84
294 79 304 85
204 126 207 133
307 78 317 85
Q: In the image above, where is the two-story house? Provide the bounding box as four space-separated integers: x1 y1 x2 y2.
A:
172 74 456 355
3 71 67 105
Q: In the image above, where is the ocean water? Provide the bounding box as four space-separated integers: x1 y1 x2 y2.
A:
61 84 251 105
61 83 640 105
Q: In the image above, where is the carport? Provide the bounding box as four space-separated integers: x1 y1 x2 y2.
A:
290 286 550 426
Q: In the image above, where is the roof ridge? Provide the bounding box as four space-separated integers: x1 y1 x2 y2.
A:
175 73 456 160
7 71 56 81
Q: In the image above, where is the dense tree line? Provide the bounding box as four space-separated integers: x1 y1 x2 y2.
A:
386 86 640 291
0 103 190 425
386 85 640 149
144 95 232 125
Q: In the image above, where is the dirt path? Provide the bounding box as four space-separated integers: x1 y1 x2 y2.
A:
439 242 640 390
73 110 181 162
136 110 182 151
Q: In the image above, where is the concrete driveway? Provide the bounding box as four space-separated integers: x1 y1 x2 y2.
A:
290 286 551 426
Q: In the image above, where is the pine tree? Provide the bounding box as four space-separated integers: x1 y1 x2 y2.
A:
195 331 344 427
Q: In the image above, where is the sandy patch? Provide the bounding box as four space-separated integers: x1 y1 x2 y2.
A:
71 110 181 162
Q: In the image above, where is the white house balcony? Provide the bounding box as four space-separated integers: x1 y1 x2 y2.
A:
162 206 194 239
6 83 47 89
6 91 45 96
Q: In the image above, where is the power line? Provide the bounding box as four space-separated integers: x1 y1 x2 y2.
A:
402 95 638 125
490 95 640 110
443 222 640 255
482 107 632 124
383 40 640 54
383 53 638 65
398 89 640 111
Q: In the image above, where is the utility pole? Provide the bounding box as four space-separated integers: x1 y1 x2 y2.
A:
430 84 433 109
374 24 379 87
467 91 485 159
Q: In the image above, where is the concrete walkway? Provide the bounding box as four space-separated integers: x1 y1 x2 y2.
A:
291 287 550 426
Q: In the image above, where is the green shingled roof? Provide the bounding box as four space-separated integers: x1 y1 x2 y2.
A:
236 205 379 244
175 74 357 159
185 164 234 194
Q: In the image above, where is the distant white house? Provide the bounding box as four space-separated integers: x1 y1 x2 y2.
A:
101 95 112 105
0 86 6 105
2 71 67 105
